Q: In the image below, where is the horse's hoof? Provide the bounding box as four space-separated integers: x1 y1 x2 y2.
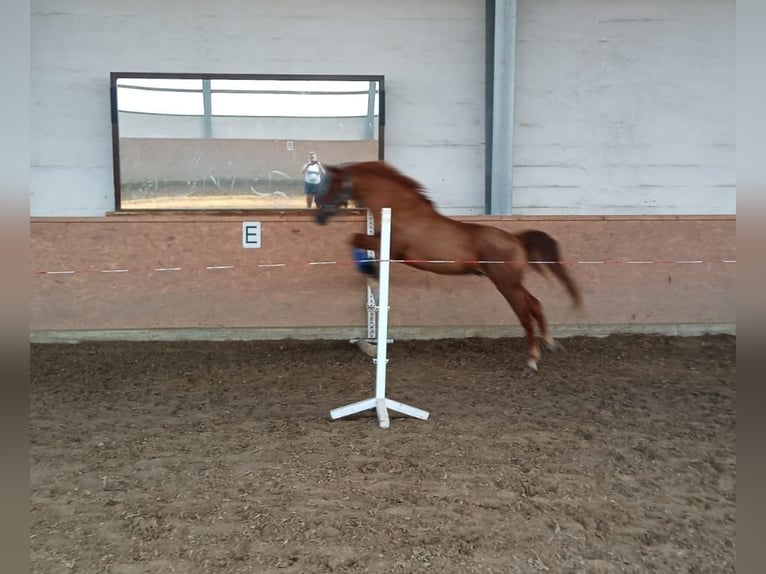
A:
356 340 377 357
523 363 538 377
545 339 565 353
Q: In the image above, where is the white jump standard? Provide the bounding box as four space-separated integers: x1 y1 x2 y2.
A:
330 208 430 428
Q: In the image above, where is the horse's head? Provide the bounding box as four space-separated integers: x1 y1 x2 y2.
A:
315 165 353 225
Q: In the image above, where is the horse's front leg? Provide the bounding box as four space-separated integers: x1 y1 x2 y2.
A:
350 232 380 252
350 233 381 278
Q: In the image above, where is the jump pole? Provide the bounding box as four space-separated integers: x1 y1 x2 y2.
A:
330 207 430 428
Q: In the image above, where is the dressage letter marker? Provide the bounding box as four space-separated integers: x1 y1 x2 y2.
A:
330 208 430 429
242 222 261 248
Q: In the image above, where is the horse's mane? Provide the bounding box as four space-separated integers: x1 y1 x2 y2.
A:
347 161 435 207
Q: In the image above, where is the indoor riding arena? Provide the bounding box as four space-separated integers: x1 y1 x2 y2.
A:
30 2 735 573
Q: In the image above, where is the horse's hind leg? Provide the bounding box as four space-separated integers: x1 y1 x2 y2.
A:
484 266 541 375
525 289 564 353
507 288 541 375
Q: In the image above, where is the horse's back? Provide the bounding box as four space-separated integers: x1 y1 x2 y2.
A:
465 222 527 264
390 215 480 274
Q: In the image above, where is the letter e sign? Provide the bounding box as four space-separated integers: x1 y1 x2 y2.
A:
242 222 261 248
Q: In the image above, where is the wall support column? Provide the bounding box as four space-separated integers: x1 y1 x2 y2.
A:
486 0 517 214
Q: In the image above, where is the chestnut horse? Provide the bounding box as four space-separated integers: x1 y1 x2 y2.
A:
315 161 582 375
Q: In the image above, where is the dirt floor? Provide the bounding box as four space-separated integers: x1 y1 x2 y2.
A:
30 334 736 573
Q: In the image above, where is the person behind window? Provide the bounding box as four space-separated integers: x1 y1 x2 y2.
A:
300 151 326 208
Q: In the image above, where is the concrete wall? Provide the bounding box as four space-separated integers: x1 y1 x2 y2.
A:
29 2 735 340
31 0 485 216
31 215 735 340
32 1 734 217
511 0 735 215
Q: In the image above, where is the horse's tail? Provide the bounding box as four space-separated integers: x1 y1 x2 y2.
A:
518 230 583 308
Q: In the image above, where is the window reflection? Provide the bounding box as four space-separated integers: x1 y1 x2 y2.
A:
112 74 383 210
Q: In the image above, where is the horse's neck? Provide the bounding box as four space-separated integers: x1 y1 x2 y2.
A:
356 179 419 214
